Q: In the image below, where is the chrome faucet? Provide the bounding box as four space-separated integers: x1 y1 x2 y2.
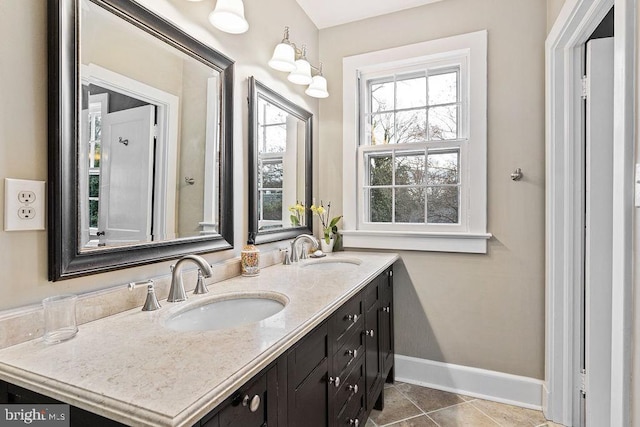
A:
168 255 213 302
290 234 319 263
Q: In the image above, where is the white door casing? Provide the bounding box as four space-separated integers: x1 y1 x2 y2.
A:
545 1 635 426
584 36 614 426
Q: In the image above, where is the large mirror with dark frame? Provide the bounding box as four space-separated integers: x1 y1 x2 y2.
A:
48 0 234 281
248 77 312 244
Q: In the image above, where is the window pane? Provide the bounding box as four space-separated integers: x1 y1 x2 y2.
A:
92 142 101 168
369 188 392 222
428 72 457 105
395 187 425 223
368 154 393 186
370 81 394 113
260 98 288 124
88 175 100 198
260 161 283 188
262 191 282 220
427 151 458 184
89 200 99 228
371 113 394 144
428 105 458 140
262 125 287 152
427 186 459 224
395 110 426 144
396 76 426 109
395 153 425 185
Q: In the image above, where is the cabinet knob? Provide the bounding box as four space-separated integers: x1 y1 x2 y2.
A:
348 384 358 394
382 306 390 313
329 376 341 388
242 394 260 412
346 314 358 323
347 349 358 358
365 329 375 337
349 418 360 426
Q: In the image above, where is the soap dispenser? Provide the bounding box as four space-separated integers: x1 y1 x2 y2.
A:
241 233 260 277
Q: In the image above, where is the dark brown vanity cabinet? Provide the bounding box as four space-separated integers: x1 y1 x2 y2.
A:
363 267 394 412
0 266 394 427
202 364 279 427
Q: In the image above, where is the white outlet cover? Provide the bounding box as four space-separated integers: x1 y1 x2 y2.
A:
4 178 46 231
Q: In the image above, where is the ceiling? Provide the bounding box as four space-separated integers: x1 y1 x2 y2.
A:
294 0 444 29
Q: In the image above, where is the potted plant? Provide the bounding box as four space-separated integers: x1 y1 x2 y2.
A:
311 201 342 253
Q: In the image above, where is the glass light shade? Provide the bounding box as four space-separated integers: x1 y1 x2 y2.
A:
268 43 296 72
208 0 249 34
305 75 329 98
288 59 313 85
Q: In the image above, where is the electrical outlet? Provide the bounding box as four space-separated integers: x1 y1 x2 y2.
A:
18 191 36 204
4 178 45 231
17 207 35 219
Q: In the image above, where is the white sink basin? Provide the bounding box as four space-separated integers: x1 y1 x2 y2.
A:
301 257 362 270
163 292 288 332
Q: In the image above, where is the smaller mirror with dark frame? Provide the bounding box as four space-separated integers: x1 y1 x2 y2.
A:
248 77 313 244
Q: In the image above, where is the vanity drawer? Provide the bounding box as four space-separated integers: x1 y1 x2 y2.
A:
363 279 379 313
331 293 363 350
288 321 328 388
333 324 364 378
335 376 365 427
334 358 364 409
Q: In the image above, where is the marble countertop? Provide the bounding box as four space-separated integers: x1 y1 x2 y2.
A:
0 251 398 427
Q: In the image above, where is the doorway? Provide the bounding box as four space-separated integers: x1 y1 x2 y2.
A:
545 0 634 425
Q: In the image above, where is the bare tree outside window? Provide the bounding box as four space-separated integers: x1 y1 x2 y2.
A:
364 70 461 224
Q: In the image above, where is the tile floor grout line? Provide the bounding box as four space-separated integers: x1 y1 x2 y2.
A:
468 400 510 427
424 400 471 415
426 413 443 427
378 413 430 427
393 383 468 418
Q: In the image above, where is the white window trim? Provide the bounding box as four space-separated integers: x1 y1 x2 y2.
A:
342 30 490 253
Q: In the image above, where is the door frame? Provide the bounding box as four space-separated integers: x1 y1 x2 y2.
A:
545 0 635 425
81 63 179 240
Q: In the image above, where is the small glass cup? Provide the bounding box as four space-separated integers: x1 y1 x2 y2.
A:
42 294 78 344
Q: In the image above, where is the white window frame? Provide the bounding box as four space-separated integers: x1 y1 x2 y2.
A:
342 30 490 253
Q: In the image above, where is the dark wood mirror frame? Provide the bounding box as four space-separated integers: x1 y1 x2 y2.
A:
248 77 313 244
48 0 235 281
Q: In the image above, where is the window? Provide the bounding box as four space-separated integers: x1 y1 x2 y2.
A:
342 31 490 253
257 96 286 230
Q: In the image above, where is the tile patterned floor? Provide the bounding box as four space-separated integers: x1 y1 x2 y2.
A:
366 382 566 427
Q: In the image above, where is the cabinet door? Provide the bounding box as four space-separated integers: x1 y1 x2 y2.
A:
363 279 382 409
380 268 394 377
218 372 269 427
287 322 330 427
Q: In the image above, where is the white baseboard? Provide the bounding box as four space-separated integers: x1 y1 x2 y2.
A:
394 354 544 410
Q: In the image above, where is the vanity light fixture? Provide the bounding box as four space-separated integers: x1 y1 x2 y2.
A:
268 27 329 98
208 0 249 34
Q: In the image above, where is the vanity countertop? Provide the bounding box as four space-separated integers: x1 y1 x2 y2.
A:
0 251 398 427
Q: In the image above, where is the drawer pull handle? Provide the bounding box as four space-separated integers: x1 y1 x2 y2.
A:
348 384 359 394
329 376 341 388
347 349 358 358
346 314 358 323
242 394 261 412
383 306 390 313
349 418 359 426
365 329 375 337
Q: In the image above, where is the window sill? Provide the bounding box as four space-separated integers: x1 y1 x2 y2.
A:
341 230 492 254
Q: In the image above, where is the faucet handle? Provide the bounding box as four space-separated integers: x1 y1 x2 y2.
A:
128 280 162 311
193 269 209 295
281 248 291 265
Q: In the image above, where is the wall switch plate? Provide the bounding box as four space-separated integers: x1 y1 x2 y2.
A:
4 178 46 231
